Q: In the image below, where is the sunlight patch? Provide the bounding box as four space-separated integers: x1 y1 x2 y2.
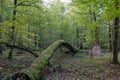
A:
61 0 71 3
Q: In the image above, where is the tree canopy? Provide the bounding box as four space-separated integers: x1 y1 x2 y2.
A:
0 0 120 63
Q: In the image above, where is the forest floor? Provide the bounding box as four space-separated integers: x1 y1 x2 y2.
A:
0 50 120 80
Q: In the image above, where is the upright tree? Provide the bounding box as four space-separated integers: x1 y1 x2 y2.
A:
8 0 17 59
112 0 119 64
0 0 4 55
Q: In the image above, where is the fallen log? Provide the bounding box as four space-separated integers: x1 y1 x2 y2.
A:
8 40 76 80
0 42 39 57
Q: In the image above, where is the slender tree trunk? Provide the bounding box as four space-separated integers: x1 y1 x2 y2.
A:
93 12 99 44
76 28 79 48
89 5 99 45
34 32 38 48
8 0 17 59
0 0 4 55
109 23 112 52
112 0 119 64
88 5 92 21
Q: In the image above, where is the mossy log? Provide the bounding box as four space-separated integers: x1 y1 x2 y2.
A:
9 40 76 80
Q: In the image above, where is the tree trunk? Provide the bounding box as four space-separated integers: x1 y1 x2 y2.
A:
0 1 3 55
76 28 79 48
9 40 76 80
93 12 99 44
113 17 119 64
88 5 92 21
8 0 17 59
34 32 38 48
109 23 113 52
112 0 119 64
89 5 99 45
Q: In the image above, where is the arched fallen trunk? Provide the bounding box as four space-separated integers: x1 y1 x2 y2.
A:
8 40 76 80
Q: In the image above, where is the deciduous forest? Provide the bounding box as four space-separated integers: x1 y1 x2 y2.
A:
0 0 120 80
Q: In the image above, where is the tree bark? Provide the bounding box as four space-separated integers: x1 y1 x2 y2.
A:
0 0 4 55
113 17 119 64
0 42 39 57
9 40 76 80
76 28 80 48
8 0 17 59
88 5 99 45
112 0 119 64
109 23 112 52
93 12 99 44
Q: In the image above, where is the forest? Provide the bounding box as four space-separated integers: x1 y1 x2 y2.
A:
0 0 120 80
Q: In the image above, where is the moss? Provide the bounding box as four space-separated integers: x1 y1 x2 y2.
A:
11 40 75 80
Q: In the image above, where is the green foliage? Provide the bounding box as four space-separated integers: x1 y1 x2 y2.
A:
0 0 119 56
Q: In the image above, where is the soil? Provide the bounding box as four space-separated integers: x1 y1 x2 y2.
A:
0 52 120 80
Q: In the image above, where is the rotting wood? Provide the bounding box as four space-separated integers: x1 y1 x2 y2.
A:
8 40 76 80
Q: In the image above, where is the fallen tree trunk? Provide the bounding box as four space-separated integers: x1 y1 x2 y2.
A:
6 44 39 57
9 40 76 80
0 42 39 57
